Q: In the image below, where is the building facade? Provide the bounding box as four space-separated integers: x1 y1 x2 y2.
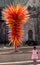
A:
0 0 40 45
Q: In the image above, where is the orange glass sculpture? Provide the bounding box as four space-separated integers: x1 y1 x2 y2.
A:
2 4 29 51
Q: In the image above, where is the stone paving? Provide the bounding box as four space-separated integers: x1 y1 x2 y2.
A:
0 60 40 65
0 46 40 65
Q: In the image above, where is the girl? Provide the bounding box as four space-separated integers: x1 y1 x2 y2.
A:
32 46 38 65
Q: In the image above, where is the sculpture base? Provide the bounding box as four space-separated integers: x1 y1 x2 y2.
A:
11 50 23 54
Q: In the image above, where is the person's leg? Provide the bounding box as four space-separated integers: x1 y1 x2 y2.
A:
33 59 37 65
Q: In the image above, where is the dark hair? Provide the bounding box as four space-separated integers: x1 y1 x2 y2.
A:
34 46 36 49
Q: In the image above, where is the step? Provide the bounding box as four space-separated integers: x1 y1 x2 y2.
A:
0 46 40 53
0 60 40 65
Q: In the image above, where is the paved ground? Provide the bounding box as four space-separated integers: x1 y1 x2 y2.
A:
0 53 31 62
0 61 40 65
0 47 40 62
0 46 40 65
